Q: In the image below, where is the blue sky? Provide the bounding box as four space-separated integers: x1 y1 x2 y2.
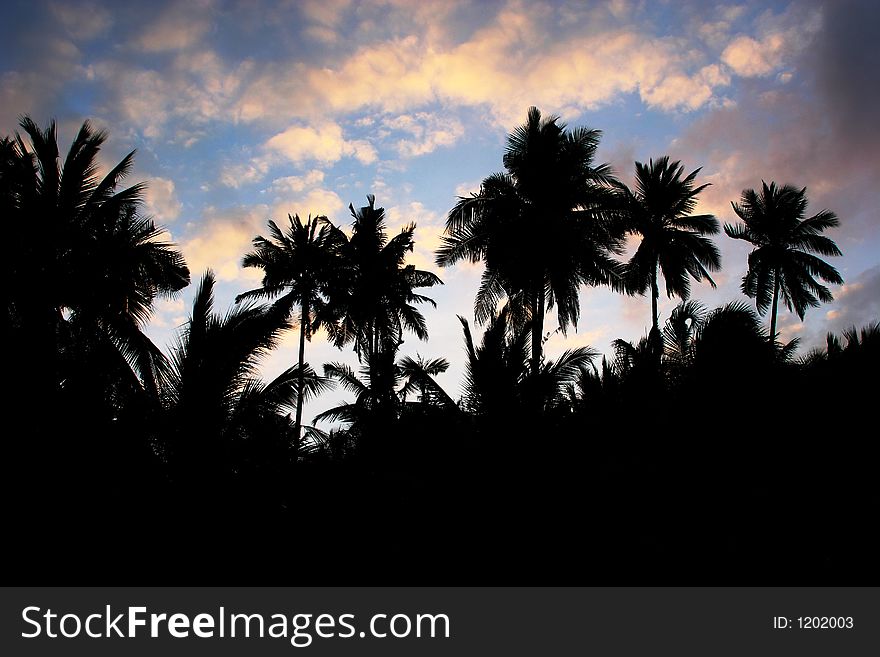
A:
3 0 878 423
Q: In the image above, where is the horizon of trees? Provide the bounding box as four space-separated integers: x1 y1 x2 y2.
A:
4 110 876 582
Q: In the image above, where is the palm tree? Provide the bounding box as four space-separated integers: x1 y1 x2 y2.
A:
162 271 330 483
459 305 598 418
725 181 843 339
398 355 457 410
437 106 625 376
316 350 455 432
237 214 343 452
3 118 189 397
2 117 190 533
619 156 721 338
327 194 442 369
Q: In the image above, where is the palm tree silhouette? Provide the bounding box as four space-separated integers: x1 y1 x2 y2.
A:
8 118 189 388
2 116 189 453
317 349 455 432
724 182 843 340
437 107 625 376
327 195 442 369
398 355 457 410
237 214 344 453
619 156 720 337
459 305 597 418
162 270 330 482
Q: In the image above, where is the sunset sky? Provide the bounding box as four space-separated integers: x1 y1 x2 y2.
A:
2 0 878 423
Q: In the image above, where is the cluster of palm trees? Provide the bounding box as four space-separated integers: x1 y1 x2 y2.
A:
438 107 844 368
1 109 856 468
7 112 877 568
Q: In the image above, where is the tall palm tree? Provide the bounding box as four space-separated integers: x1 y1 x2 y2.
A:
327 194 442 369
619 156 721 337
2 117 190 530
237 214 343 452
2 117 189 414
437 106 625 376
725 181 843 339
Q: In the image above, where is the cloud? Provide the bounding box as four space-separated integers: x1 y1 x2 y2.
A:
151 297 187 329
50 1 113 40
265 122 377 165
721 34 785 77
267 170 326 195
233 2 758 129
640 64 732 111
135 1 213 53
298 0 352 28
823 265 880 336
220 158 272 189
263 169 346 220
383 112 465 157
0 38 83 134
144 177 183 223
807 0 880 162
89 49 254 139
179 205 269 283
385 200 445 272
269 188 346 222
43 0 821 148
675 0 880 250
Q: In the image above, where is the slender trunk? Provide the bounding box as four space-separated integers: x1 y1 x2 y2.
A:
294 297 308 458
651 259 660 335
769 267 780 343
531 283 545 377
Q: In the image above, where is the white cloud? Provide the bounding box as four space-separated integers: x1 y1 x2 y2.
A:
267 170 326 195
220 157 272 188
151 297 187 329
265 122 377 165
721 8 822 79
144 177 183 223
270 188 346 222
721 34 785 77
454 179 482 198
383 112 465 157
179 205 269 283
385 200 445 271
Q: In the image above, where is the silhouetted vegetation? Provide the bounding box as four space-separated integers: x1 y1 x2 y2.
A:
4 112 876 583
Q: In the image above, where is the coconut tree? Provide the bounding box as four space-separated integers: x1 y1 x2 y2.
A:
437 107 625 376
2 118 190 534
398 355 457 410
725 182 843 339
619 156 721 338
327 195 442 373
162 271 330 482
237 214 344 452
459 305 598 418
2 117 189 399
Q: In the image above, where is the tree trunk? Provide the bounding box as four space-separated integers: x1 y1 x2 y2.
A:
294 297 308 459
651 259 660 335
769 267 780 343
531 283 545 377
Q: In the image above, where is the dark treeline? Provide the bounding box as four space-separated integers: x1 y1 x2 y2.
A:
4 110 877 583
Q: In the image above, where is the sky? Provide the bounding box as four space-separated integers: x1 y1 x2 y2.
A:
2 0 878 424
